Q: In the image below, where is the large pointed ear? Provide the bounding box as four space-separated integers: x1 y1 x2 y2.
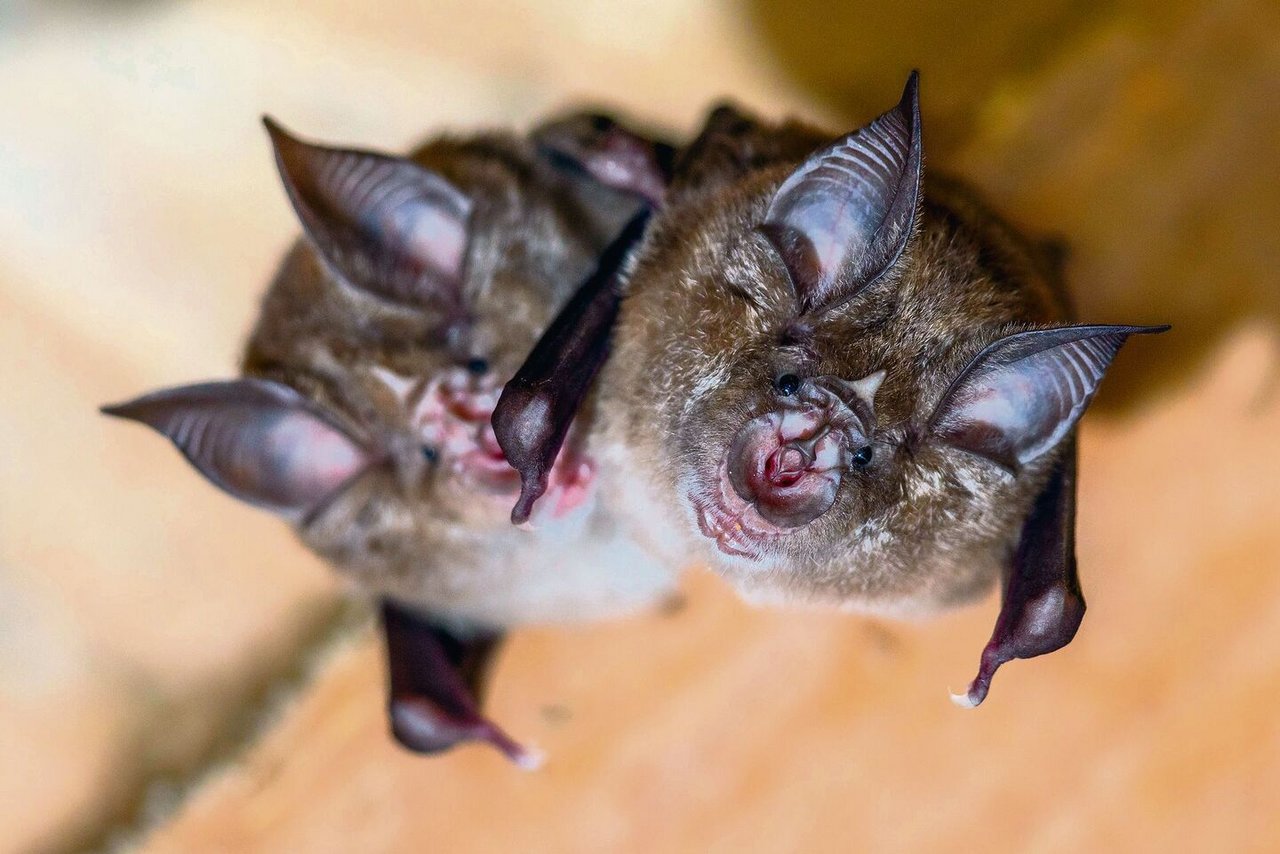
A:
101 379 373 519
930 324 1170 472
532 112 674 207
263 117 472 310
760 71 922 315
952 437 1083 707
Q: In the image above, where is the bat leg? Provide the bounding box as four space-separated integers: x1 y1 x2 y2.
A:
380 599 540 768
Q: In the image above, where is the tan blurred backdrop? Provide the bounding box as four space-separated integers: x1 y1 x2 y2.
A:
1 1 1277 852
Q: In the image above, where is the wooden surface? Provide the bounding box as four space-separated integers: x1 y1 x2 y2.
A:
141 328 1280 852
1 1 1277 851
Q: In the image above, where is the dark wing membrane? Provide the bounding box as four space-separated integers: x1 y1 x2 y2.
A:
953 438 1084 707
381 600 537 767
492 210 651 525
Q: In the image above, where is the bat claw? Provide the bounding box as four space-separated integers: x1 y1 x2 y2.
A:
510 479 545 527
511 745 546 772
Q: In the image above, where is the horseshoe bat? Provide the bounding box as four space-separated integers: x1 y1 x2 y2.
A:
507 73 1167 707
103 114 678 764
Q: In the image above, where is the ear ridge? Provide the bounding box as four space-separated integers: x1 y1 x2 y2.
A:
102 378 372 518
760 70 922 314
263 117 473 310
930 323 1170 471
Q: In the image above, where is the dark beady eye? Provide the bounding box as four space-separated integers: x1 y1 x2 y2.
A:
421 445 440 463
851 445 874 467
774 373 801 396
465 357 489 376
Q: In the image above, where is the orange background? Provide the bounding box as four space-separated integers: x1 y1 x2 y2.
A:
1 1 1277 851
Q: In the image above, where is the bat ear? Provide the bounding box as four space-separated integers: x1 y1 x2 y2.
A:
532 112 674 207
953 438 1083 708
263 117 473 309
101 379 372 519
929 324 1170 471
760 70 922 315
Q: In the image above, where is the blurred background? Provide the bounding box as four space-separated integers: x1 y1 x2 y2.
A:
1 0 1277 851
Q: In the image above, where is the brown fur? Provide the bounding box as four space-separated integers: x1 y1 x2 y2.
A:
601 108 1075 615
242 129 677 629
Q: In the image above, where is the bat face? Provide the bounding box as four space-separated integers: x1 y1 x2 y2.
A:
106 119 665 626
617 173 1058 613
604 73 1166 701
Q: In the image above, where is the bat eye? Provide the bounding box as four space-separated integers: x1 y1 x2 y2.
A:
421 445 440 463
465 357 489 376
851 445 874 467
774 373 801 396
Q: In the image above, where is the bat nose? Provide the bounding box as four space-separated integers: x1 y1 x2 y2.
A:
747 462 841 528
728 415 843 529
765 445 810 487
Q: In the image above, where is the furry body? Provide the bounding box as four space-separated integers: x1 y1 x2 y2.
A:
243 131 680 628
600 104 1078 615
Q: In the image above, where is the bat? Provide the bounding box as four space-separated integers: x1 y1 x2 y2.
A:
515 72 1167 707
102 114 678 764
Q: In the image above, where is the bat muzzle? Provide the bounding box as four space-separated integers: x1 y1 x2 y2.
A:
725 404 850 529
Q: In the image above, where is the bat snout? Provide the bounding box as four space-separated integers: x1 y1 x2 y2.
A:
726 410 845 529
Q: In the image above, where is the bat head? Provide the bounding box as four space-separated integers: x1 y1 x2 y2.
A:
103 118 654 614
611 74 1166 697
531 110 675 207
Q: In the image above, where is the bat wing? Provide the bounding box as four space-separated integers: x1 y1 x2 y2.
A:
491 210 651 525
952 437 1084 708
381 600 539 768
